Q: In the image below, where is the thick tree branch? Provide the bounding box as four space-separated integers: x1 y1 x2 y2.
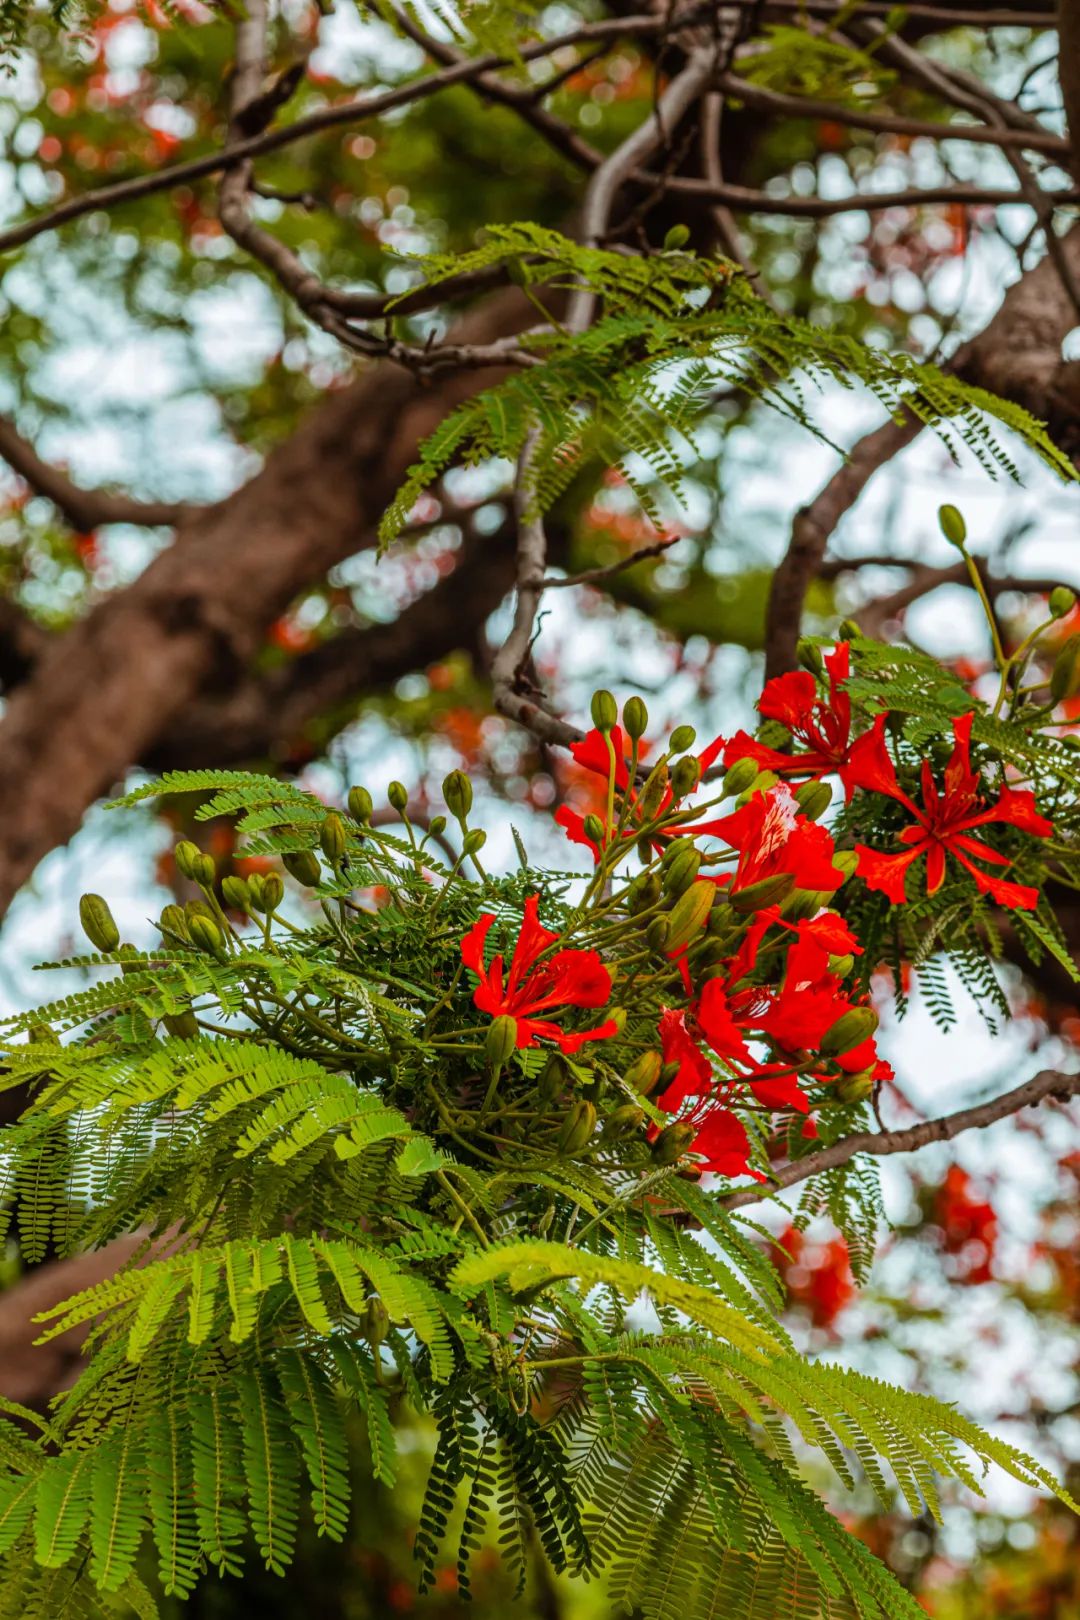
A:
725 1066 1080 1209
0 417 193 531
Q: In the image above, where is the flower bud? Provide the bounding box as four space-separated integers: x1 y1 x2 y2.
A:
707 900 735 937
669 724 696 755
938 503 967 548
662 843 701 897
637 761 670 820
663 223 690 250
670 755 701 800
284 849 323 888
443 769 473 821
348 784 374 823
222 875 252 915
162 1010 199 1040
320 813 347 865
259 873 285 913
837 619 860 642
173 840 202 881
463 828 487 856
195 853 219 889
730 872 795 913
637 836 655 865
821 1006 878 1056
834 1069 875 1104
832 849 859 880
185 899 216 925
623 695 649 741
628 871 661 914
690 937 731 969
722 757 758 797
590 689 618 733
538 1054 570 1101
159 903 189 941
188 914 225 960
556 1099 597 1155
583 813 606 848
651 1120 696 1165
363 1296 390 1348
428 814 447 837
797 638 825 675
779 889 826 922
664 880 715 953
1049 586 1076 620
625 1050 663 1097
660 1060 679 1085
1051 635 1080 704
794 780 832 821
828 953 855 979
388 781 409 814
485 1014 518 1070
246 875 266 911
79 894 120 954
646 916 671 953
603 1103 645 1140
607 1008 627 1035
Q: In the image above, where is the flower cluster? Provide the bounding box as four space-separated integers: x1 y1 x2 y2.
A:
458 640 1059 1183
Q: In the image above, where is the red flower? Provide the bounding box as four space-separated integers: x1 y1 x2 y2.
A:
845 712 1052 909
774 1225 855 1330
461 894 618 1053
933 1166 997 1285
708 785 845 900
724 643 854 786
555 724 725 862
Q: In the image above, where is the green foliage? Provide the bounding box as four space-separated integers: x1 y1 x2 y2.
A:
379 224 1075 545
0 754 1076 1618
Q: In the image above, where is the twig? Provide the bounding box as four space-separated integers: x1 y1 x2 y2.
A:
723 1065 1080 1209
542 535 682 588
0 416 193 531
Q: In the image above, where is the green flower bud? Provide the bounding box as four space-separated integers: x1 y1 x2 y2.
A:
628 871 661 914
443 769 473 821
623 695 649 741
797 638 825 675
707 899 735 936
664 880 715 953
646 915 671 953
590 689 618 733
689 937 731 969
260 873 285 913
663 223 690 250
363 1296 390 1348
828 953 855 979
538 1054 570 1102
833 1069 875 1104
607 1008 627 1035
821 1006 878 1056
188 914 225 960
637 761 671 820
556 1099 597 1156
485 1014 518 1070
662 843 701 897
173 840 202 881
670 755 701 800
722 757 758 797
1049 586 1076 620
837 618 861 642
220 876 251 913
624 1050 663 1097
651 1120 696 1165
79 893 120 954
194 853 218 889
603 1103 646 1140
832 849 860 880
320 812 347 864
463 828 487 855
636 835 655 865
583 813 607 848
730 871 795 913
660 1060 679 1086
779 889 829 922
348 784 374 823
428 814 447 837
162 1010 199 1040
938 503 967 548
1063 733 1080 751
794 780 832 821
669 724 697 755
388 781 409 813
1051 635 1080 704
159 903 189 941
283 849 322 888
184 899 216 925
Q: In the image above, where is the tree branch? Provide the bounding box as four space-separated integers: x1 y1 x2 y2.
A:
0 417 193 531
724 1066 1080 1209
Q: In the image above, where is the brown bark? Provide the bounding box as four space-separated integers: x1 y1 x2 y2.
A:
0 291 532 919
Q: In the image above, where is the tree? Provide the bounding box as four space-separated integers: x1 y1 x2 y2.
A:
2 0 1080 1614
